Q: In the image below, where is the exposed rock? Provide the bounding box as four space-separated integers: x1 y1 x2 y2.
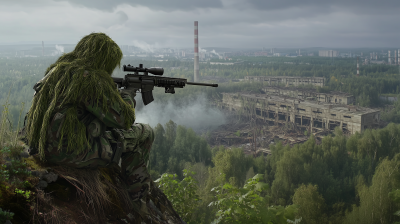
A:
36 180 48 189
42 172 58 183
23 156 186 224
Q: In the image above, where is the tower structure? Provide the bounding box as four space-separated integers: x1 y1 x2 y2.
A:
389 50 391 64
194 21 199 82
357 57 359 77
398 49 400 65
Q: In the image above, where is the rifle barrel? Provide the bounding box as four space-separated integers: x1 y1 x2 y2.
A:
186 82 218 87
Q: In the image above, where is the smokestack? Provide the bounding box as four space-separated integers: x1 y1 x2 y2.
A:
398 49 400 65
42 41 44 56
388 50 391 64
194 21 199 82
357 57 359 77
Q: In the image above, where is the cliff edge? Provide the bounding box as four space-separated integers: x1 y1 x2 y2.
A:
0 146 185 224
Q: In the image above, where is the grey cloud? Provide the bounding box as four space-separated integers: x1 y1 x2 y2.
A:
53 0 223 12
244 0 400 14
116 11 128 24
1 0 400 48
95 11 129 28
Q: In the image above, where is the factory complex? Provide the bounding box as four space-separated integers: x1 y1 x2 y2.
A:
261 87 355 105
217 92 380 135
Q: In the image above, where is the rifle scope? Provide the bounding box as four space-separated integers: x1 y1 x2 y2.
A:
123 64 164 76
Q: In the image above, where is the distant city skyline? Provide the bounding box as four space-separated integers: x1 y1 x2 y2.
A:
1 0 399 49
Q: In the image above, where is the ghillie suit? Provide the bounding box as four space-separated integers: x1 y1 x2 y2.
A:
25 33 154 202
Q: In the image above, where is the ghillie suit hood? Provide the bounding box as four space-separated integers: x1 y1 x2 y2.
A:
26 33 136 160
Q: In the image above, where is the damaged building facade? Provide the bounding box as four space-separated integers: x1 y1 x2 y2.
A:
245 76 325 87
218 93 380 134
262 87 355 105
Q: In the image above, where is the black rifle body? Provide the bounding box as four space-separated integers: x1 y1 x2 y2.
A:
113 64 218 105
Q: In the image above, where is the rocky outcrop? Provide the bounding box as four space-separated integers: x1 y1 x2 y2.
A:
2 154 185 224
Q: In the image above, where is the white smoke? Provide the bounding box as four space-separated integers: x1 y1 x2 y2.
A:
199 47 207 53
135 94 226 132
211 49 220 57
55 45 64 53
131 40 159 53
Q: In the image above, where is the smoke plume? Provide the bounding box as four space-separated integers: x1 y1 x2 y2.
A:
135 94 226 132
55 45 64 53
131 40 159 53
199 47 207 53
211 49 220 57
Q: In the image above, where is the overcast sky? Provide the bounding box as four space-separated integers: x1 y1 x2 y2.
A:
1 0 399 49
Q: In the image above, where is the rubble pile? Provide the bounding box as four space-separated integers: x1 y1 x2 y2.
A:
207 116 325 156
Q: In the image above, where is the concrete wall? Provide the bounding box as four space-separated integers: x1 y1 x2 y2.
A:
262 87 355 105
379 96 398 102
319 50 339 57
219 93 380 134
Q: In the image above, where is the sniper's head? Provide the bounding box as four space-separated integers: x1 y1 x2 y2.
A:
70 33 123 75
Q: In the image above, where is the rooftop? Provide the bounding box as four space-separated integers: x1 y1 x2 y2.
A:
263 86 353 97
223 92 379 116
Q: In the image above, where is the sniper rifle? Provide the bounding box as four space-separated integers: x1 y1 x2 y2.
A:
112 64 218 105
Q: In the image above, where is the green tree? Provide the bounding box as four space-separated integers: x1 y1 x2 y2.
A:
207 147 253 188
164 120 177 147
293 184 327 224
209 174 300 224
150 123 167 175
155 169 200 223
344 154 400 224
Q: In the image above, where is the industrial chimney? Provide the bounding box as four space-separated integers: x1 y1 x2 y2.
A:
194 21 199 82
398 49 400 65
389 50 391 64
357 57 359 77
42 41 44 56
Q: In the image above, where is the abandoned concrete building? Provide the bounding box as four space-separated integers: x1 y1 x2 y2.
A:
245 76 325 87
217 93 380 134
262 87 355 105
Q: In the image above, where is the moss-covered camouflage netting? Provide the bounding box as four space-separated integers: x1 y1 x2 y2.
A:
25 33 136 160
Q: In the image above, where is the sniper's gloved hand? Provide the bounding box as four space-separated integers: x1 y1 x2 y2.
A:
119 88 136 108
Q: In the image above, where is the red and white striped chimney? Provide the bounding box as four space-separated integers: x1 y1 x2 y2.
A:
194 21 199 82
357 57 359 77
